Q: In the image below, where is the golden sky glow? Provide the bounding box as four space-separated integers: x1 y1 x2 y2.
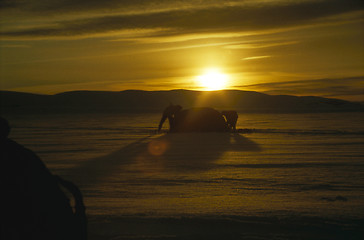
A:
0 0 363 101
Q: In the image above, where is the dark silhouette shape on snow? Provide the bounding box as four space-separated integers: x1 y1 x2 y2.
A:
158 104 229 132
221 110 238 131
0 116 87 240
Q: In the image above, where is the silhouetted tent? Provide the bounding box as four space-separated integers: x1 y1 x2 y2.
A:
0 117 87 240
158 105 229 132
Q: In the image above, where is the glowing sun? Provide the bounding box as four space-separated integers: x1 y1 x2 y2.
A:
197 68 229 90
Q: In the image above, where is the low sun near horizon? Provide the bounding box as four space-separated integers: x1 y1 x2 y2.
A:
196 68 230 91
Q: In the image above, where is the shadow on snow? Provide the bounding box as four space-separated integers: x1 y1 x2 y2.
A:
64 133 261 186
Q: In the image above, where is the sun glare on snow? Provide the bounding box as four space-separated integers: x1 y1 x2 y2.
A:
197 68 229 91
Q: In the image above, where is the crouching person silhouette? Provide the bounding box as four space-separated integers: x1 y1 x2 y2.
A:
0 117 87 240
221 110 238 132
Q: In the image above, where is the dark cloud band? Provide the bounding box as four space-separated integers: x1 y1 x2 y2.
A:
239 76 364 99
1 0 363 38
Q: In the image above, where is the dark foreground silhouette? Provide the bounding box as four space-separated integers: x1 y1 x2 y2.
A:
0 117 87 240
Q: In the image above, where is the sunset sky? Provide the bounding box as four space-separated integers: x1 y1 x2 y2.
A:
0 0 363 101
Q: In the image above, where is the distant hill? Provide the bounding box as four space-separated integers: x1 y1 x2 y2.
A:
1 89 363 114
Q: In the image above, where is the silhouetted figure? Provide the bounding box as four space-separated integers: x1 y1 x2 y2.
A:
158 104 229 132
0 117 87 240
221 110 238 132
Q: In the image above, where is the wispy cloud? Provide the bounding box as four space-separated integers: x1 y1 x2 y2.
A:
0 44 30 48
225 41 299 49
1 0 363 39
242 56 271 61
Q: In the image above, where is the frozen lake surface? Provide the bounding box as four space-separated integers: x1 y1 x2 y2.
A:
5 112 364 239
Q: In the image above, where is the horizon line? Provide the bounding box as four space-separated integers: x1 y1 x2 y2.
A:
1 88 362 103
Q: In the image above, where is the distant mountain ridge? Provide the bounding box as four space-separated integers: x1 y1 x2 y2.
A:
1 89 363 114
